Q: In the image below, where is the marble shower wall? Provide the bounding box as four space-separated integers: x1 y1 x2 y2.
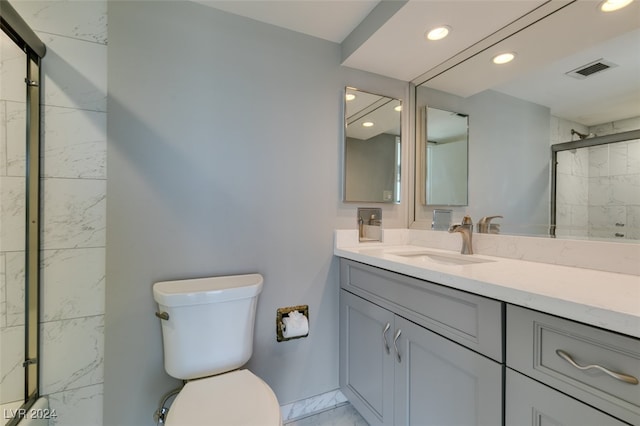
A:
9 1 107 424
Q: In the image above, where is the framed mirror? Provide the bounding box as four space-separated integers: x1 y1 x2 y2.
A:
343 87 401 203
420 106 468 206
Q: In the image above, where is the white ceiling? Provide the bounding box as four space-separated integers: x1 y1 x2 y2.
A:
191 0 380 43
194 0 640 127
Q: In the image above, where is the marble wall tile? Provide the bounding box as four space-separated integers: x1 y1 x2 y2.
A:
0 36 27 103
0 102 5 177
626 206 640 240
4 252 25 327
627 139 640 174
556 148 588 177
588 176 613 206
0 177 26 252
11 0 107 45
4 101 27 177
611 174 640 206
41 248 105 322
556 173 588 206
0 324 24 404
591 117 640 136
48 383 103 426
42 106 106 179
41 315 104 395
589 145 609 177
38 33 107 112
609 142 628 176
41 178 106 250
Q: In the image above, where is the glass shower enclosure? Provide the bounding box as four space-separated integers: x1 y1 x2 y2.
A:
0 0 45 423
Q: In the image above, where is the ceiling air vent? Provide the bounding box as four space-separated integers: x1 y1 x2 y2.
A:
566 59 618 80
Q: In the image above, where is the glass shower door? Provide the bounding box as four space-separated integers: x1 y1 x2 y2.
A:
0 5 42 419
1 26 28 417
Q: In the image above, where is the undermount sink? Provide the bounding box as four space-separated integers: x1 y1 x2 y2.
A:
392 251 495 266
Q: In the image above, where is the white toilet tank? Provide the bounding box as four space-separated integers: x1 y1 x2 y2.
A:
153 274 263 380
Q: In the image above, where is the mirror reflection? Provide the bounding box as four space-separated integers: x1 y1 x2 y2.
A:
413 0 640 241
552 130 640 242
344 87 401 203
423 107 468 206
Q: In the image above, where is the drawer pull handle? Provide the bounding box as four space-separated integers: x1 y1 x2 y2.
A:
556 349 639 385
383 323 391 354
393 329 402 363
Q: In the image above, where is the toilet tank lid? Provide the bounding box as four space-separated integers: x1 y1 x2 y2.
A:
153 274 263 307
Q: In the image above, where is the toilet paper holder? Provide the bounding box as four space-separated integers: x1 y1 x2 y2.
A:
276 305 309 342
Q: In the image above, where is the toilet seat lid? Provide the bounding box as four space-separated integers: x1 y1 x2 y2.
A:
165 369 281 426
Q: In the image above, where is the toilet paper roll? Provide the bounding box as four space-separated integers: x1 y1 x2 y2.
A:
282 311 309 339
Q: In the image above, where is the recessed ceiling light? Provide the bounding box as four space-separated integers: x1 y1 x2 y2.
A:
345 93 356 101
426 25 451 41
362 122 374 127
492 52 516 65
599 0 634 12
394 105 402 112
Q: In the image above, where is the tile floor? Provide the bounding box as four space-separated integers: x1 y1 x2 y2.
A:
284 403 368 426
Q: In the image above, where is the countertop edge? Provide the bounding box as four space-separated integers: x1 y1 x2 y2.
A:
334 248 640 339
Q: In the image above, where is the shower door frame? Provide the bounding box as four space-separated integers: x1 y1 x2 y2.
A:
0 0 45 423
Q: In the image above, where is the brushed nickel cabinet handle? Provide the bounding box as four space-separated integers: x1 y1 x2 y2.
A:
383 323 391 354
556 349 639 385
393 329 402 363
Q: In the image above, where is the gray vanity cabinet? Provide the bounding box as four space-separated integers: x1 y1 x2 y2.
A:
339 289 394 425
506 305 639 425
393 315 503 425
505 369 627 426
339 259 504 426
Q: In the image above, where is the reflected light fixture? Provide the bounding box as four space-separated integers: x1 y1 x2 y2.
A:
362 122 374 127
492 52 516 65
600 0 634 12
394 105 402 112
345 93 356 101
426 25 450 41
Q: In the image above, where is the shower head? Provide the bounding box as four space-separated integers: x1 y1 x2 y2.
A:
571 129 596 140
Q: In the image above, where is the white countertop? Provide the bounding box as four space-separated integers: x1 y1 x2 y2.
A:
335 244 640 339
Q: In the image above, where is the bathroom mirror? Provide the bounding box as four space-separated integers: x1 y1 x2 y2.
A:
412 0 640 242
419 106 468 206
343 87 401 203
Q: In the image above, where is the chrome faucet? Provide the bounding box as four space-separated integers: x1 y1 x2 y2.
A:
449 215 473 255
477 215 503 234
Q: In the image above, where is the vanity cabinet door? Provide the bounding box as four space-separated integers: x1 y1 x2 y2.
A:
393 316 503 426
506 369 627 426
340 290 395 426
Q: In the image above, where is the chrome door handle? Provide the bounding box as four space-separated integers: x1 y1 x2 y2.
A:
556 349 639 385
383 323 391 354
393 329 402 363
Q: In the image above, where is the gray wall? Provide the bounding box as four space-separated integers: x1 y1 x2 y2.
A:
105 2 407 425
345 133 398 202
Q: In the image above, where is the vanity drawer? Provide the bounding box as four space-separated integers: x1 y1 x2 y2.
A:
507 304 640 425
340 259 503 362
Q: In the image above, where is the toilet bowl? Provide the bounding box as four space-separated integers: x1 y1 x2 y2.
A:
165 370 281 426
153 274 281 425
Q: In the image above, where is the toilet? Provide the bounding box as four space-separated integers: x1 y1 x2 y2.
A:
153 273 281 425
